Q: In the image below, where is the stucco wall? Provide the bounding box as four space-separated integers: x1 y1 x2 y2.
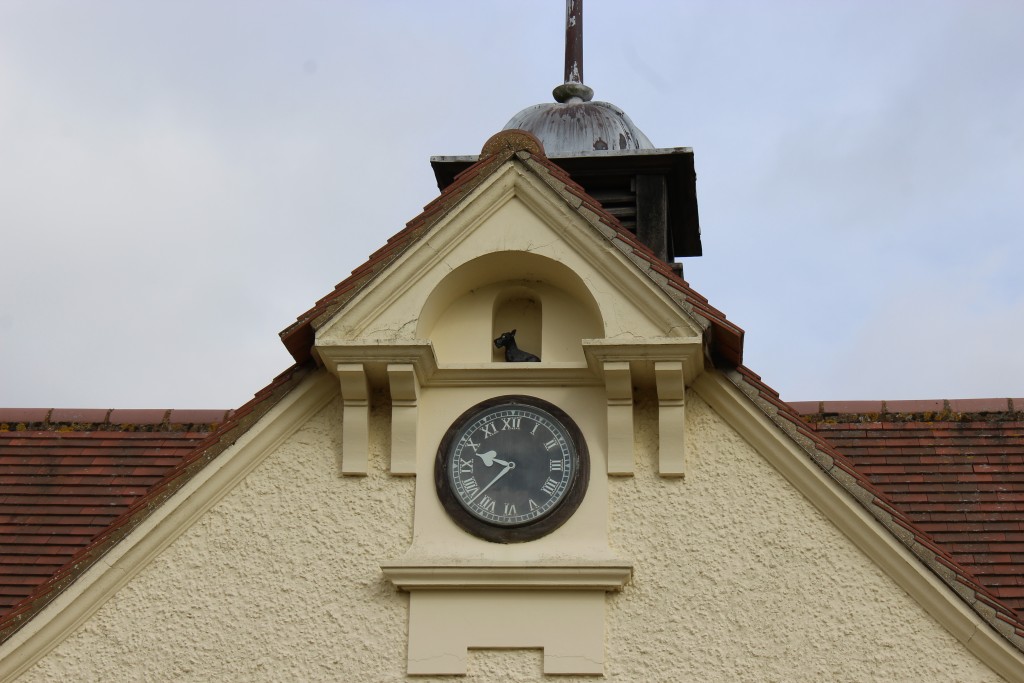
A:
18 387 1006 681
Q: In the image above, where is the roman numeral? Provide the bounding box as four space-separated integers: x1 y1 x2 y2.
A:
480 423 497 438
540 478 559 496
528 499 539 511
503 502 517 516
463 478 479 497
549 460 563 471
501 417 521 431
459 458 474 473
530 423 539 436
478 495 496 513
544 438 558 451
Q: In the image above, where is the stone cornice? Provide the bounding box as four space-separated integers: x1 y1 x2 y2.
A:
380 560 632 591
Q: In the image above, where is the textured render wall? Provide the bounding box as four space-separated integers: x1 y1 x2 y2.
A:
603 392 1005 682
19 396 414 682
20 389 1006 682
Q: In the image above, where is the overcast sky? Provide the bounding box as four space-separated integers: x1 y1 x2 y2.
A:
1 1 1022 409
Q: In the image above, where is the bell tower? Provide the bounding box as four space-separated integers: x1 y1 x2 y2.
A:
308 2 710 675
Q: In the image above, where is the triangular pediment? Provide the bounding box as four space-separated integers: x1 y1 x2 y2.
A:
313 156 704 366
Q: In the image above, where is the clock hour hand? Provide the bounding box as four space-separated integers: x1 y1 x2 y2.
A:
475 450 510 467
468 460 515 503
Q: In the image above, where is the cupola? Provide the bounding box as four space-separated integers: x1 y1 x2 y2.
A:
502 0 653 156
432 0 703 270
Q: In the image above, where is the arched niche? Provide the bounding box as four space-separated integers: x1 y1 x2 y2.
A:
419 252 603 364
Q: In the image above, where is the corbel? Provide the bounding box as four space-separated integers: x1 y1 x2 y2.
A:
655 361 686 477
337 363 370 476
603 361 634 476
387 363 419 476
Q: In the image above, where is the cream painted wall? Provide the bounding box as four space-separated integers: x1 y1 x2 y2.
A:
605 391 1004 682
16 382 1006 682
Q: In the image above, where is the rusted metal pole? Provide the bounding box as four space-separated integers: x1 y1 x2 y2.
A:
553 0 593 102
564 0 584 85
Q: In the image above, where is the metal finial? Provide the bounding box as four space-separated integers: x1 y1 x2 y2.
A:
553 0 594 103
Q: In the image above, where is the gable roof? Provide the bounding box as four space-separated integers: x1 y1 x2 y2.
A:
0 362 313 641
0 410 224 622
1 130 1021 673
722 370 1024 650
793 399 1024 615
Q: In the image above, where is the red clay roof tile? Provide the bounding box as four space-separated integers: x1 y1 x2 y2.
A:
0 409 50 423
47 409 109 423
949 398 1013 413
801 406 1024 618
167 409 230 425
0 362 312 642
106 409 167 424
724 370 1024 650
0 426 208 618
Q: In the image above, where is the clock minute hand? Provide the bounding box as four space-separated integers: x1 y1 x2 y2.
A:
468 461 515 504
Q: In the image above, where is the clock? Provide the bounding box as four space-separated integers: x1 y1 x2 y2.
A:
434 395 589 543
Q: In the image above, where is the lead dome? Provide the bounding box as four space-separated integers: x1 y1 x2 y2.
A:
502 0 653 155
503 91 654 155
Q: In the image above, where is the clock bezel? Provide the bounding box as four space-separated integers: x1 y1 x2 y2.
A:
434 395 590 544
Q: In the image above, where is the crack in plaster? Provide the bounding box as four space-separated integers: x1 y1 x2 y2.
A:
520 238 558 254
407 651 465 664
544 652 604 665
362 318 419 340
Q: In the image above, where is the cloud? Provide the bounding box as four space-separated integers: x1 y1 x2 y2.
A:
817 253 1024 400
1 1 1022 408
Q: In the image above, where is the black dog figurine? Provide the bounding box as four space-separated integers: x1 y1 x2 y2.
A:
494 329 540 362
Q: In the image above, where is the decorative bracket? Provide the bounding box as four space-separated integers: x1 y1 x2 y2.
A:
603 361 634 475
655 361 686 477
582 340 700 478
387 363 418 475
336 363 370 476
319 342 435 477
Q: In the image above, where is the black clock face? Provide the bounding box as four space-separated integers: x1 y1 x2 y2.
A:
435 396 589 543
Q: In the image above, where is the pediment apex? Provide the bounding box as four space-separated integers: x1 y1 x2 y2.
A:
292 143 738 370
314 167 702 346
